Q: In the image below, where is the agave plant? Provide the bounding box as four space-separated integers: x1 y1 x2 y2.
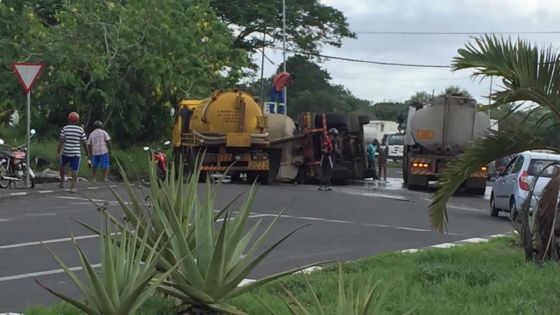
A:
37 219 174 315
261 264 403 315
105 160 316 314
429 35 560 262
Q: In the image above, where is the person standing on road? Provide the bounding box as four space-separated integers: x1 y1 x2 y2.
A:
88 120 111 182
367 139 379 180
378 138 389 183
318 128 337 191
57 112 90 192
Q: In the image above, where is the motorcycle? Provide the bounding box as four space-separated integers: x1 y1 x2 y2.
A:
0 129 37 188
144 141 170 180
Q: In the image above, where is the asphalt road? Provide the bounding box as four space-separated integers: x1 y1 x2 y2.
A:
0 171 512 312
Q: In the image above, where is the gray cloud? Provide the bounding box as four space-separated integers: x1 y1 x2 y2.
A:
260 0 560 104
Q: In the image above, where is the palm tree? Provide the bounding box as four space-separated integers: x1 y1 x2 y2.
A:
429 35 560 261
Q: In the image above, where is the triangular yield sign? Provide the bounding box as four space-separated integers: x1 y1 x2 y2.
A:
12 62 44 93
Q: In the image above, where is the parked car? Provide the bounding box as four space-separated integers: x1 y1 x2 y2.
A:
490 151 560 219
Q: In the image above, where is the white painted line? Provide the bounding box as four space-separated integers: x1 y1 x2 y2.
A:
0 263 101 282
299 266 322 274
39 190 54 194
238 279 255 286
400 248 419 253
459 237 489 243
24 213 57 217
0 312 24 315
447 205 485 213
57 196 105 202
0 234 102 250
9 192 27 197
395 226 432 232
431 243 458 248
0 219 11 222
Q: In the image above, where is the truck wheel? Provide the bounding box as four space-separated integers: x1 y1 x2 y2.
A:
247 171 270 185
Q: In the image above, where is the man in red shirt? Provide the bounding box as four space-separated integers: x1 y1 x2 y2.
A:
270 71 295 103
319 128 338 191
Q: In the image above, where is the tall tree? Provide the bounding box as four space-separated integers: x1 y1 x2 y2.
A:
265 55 370 117
211 0 355 55
0 0 249 145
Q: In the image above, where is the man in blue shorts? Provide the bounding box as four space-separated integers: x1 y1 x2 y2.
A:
87 120 111 182
57 112 90 192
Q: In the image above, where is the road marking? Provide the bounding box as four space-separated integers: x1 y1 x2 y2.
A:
447 205 486 213
0 234 102 250
39 190 54 194
394 226 432 232
459 237 489 243
24 213 57 217
0 264 102 282
0 218 11 222
57 196 105 202
431 243 457 248
9 192 27 197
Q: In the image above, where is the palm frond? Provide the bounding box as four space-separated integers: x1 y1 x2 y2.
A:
430 129 557 232
453 35 560 119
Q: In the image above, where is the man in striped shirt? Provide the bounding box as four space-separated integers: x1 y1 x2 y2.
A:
56 112 90 192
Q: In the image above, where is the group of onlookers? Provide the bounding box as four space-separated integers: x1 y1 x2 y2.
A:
367 138 389 183
57 112 111 192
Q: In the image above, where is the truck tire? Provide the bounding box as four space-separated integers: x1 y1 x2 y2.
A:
315 113 347 128
247 171 271 185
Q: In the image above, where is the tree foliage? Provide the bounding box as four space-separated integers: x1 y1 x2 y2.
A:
245 55 370 118
0 0 249 146
211 0 355 56
430 36 560 262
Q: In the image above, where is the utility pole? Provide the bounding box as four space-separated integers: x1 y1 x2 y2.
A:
259 33 266 107
282 0 287 115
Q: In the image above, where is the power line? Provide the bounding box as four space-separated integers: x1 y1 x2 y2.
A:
269 47 451 68
356 31 560 35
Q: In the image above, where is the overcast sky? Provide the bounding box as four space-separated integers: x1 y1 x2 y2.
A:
260 0 560 104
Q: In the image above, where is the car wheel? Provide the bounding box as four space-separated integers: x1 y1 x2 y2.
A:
490 193 499 217
509 197 518 221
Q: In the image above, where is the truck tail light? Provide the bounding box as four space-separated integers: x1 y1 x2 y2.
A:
519 170 530 191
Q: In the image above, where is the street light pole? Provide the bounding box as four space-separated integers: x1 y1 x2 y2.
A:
282 0 287 115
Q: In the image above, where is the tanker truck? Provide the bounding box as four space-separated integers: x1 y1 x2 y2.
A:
172 90 273 183
403 95 490 194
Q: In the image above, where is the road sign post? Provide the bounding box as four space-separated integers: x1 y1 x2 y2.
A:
12 62 44 188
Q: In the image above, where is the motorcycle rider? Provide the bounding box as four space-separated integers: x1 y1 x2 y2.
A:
318 128 338 191
57 112 90 192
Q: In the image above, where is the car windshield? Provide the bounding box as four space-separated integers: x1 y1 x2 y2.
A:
527 159 560 177
387 134 404 145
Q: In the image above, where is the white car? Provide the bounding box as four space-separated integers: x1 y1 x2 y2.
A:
490 151 560 219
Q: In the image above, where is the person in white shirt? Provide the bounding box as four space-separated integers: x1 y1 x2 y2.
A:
87 120 111 182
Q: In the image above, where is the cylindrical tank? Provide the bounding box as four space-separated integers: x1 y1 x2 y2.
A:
410 96 490 154
267 113 296 141
190 90 266 135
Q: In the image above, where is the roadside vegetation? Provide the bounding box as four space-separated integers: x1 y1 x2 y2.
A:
28 236 560 314
430 35 560 263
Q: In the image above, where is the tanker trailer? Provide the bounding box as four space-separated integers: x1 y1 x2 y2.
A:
172 90 272 183
403 95 490 194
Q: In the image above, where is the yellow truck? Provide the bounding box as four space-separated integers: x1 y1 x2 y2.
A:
172 90 274 183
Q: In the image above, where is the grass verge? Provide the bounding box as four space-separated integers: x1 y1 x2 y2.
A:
231 235 560 314
26 235 560 314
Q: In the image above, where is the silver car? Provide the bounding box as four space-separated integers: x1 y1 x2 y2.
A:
490 151 560 219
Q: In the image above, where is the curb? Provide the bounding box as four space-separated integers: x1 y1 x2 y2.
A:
399 233 511 253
